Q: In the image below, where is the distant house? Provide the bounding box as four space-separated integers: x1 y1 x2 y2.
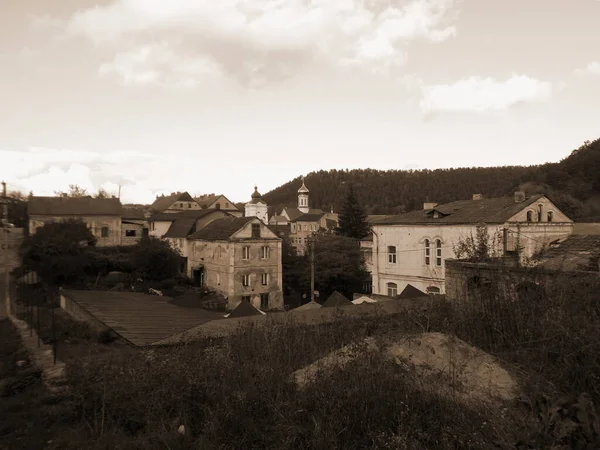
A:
28 196 123 247
370 192 574 296
149 191 202 214
195 193 242 216
244 186 269 224
121 207 148 246
187 216 283 311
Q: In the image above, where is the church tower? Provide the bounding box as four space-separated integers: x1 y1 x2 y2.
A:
298 177 310 214
245 186 269 224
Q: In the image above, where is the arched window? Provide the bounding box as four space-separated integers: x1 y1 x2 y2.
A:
387 282 398 297
388 246 397 264
537 204 543 222
424 239 430 265
435 239 442 266
547 211 553 222
526 210 533 222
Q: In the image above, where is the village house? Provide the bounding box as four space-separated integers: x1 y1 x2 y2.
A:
149 192 202 214
369 192 574 296
196 193 242 216
244 186 269 224
121 207 149 246
186 216 283 311
274 179 338 255
28 196 124 247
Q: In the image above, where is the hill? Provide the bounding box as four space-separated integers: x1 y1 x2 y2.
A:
263 138 600 220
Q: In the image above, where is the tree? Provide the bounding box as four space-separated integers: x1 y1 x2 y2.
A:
54 184 88 197
96 188 110 199
337 184 370 239
281 237 309 306
131 237 182 281
19 219 97 286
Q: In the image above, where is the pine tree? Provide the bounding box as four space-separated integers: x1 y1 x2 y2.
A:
337 184 370 239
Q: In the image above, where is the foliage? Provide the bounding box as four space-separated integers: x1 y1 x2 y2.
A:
336 183 370 239
130 237 182 282
54 184 89 197
19 219 97 286
263 137 600 219
281 237 310 306
452 224 503 262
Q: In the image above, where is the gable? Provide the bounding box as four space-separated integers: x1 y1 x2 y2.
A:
232 218 280 240
508 196 572 223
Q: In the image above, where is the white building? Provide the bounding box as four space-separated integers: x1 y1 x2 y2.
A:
244 186 269 224
369 192 573 296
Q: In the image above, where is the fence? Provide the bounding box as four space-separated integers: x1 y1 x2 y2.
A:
6 274 60 365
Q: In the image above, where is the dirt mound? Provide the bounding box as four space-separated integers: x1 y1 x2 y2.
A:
291 332 518 406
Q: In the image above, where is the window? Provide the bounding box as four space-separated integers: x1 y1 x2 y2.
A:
125 229 137 237
537 204 543 222
215 202 221 209
242 274 250 287
101 226 109 238
252 223 261 238
424 239 430 265
427 286 441 294
261 273 269 285
187 203 191 208
151 222 155 231
304 224 308 231
547 211 553 222
387 246 396 264
291 224 296 233
216 273 220 285
260 293 269 310
526 210 533 222
242 295 251 303
261 246 269 259
387 282 398 297
435 239 442 266
142 228 149 238
218 246 223 258
242 246 250 260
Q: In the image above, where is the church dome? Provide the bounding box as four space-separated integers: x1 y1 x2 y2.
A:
297 178 309 194
251 186 262 199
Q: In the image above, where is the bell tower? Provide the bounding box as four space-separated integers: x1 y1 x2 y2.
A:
297 177 309 214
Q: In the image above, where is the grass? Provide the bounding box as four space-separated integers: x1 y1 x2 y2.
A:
3 272 600 449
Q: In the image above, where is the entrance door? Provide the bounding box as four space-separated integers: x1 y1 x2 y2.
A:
192 268 204 287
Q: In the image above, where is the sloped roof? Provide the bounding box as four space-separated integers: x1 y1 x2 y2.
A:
268 224 291 238
163 218 197 238
290 301 322 312
121 207 146 220
196 194 240 210
284 207 305 221
296 213 325 222
367 215 393 224
374 195 547 225
187 216 255 241
28 196 122 216
398 284 428 299
149 209 231 222
227 300 264 318
150 192 195 212
269 215 288 224
539 235 600 272
322 290 353 307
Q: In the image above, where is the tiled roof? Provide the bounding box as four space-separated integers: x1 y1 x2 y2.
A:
28 196 122 216
150 192 195 212
196 194 220 207
374 195 547 225
149 209 231 222
163 218 197 238
187 216 255 241
121 207 146 220
322 290 353 307
367 215 393 224
398 284 428 299
296 213 325 222
539 235 600 272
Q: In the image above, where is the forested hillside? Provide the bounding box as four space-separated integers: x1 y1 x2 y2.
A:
264 138 600 220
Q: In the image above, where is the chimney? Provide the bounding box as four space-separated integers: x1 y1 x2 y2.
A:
423 202 438 210
514 191 526 203
472 194 483 201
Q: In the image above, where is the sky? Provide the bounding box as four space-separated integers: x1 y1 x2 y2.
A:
1 0 599 204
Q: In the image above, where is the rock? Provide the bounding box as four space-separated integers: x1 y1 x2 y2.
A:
291 332 519 406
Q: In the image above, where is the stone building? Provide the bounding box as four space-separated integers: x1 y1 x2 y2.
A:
28 196 124 247
186 216 283 311
370 192 573 296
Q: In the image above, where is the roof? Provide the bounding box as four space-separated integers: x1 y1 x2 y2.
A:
149 209 231 222
163 218 197 238
269 215 288 224
361 233 373 242
296 213 325 222
322 290 353 307
150 192 195 212
367 215 393 224
121 207 146 220
268 224 291 238
290 301 322 312
227 300 264 318
375 195 546 225
284 207 324 222
539 235 600 272
398 284 428 299
298 179 309 193
251 186 262 200
187 216 255 241
28 196 122 216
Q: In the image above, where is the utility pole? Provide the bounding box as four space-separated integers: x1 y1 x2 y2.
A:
310 238 315 302
1 181 9 313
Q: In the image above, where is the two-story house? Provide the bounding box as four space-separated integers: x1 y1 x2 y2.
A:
196 193 242 217
28 196 124 247
149 192 202 214
186 216 283 311
370 192 573 296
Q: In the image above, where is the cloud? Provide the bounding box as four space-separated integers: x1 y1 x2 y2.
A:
574 61 600 77
419 74 553 114
64 0 459 87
